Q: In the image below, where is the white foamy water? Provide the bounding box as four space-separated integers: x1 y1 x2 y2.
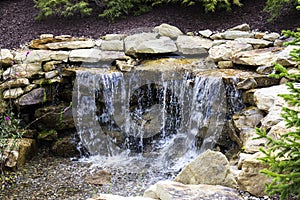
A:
72 61 243 173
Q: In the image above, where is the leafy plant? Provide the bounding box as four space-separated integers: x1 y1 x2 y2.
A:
0 171 17 191
0 111 24 190
255 28 300 200
34 0 92 20
33 0 242 21
264 0 300 21
98 0 154 21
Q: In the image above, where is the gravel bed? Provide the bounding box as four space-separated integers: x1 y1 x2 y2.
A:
0 150 173 200
0 150 297 200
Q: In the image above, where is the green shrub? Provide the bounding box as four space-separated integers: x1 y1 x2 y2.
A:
264 0 300 21
34 0 92 19
98 0 154 21
34 0 242 21
255 28 300 200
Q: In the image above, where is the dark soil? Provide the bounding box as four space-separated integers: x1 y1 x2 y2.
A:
0 0 299 49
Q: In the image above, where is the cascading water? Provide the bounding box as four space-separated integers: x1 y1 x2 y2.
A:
72 58 244 172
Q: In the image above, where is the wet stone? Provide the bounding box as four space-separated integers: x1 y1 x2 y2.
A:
85 169 111 185
17 88 46 106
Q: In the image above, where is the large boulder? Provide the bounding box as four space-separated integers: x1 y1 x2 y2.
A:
17 88 46 106
0 49 13 66
3 87 24 99
49 51 70 61
208 41 253 62
263 32 280 41
254 84 290 112
3 63 42 80
51 135 81 157
276 45 299 66
234 38 272 49
242 129 267 153
232 106 264 132
153 23 183 39
100 40 124 51
34 104 74 130
174 150 237 188
260 103 284 130
69 48 102 63
124 33 177 55
232 46 296 67
3 138 37 168
0 78 30 90
229 23 251 31
238 155 272 196
43 61 62 72
144 180 243 200
198 29 213 38
14 50 52 63
176 35 212 55
29 34 71 49
267 120 296 139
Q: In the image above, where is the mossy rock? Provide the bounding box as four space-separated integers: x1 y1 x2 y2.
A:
37 129 58 141
51 136 80 157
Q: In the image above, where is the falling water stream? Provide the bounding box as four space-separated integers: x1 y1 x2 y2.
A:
72 58 244 174
0 58 247 199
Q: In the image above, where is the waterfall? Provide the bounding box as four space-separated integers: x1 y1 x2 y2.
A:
72 62 243 172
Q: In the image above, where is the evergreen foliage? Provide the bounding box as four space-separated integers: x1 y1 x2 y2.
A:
264 0 300 21
255 28 300 200
34 0 242 21
34 0 92 19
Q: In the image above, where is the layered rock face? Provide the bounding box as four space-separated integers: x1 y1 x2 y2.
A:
0 23 298 199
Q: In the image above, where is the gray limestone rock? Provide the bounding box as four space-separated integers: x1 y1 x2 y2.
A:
229 23 251 31
45 39 95 50
153 23 183 39
222 30 254 40
238 157 271 196
124 33 177 55
174 150 237 188
144 180 243 200
176 35 212 55
3 87 24 99
0 49 13 66
17 88 46 106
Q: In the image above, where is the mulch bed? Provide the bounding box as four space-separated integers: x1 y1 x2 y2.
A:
0 0 299 49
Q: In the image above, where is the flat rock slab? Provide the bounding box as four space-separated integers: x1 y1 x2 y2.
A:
124 33 177 55
45 39 95 50
144 180 243 200
69 49 126 63
87 194 155 200
231 47 289 66
208 41 252 62
176 35 212 55
3 63 42 80
234 38 272 48
221 30 254 40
